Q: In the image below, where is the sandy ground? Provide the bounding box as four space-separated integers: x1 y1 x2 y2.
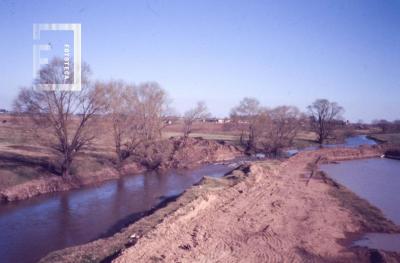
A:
114 147 400 263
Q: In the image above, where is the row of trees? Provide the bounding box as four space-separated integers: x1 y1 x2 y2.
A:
14 59 174 177
14 59 345 178
372 119 400 133
228 98 344 155
14 59 215 178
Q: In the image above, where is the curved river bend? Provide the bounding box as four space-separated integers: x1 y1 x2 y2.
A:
0 163 234 263
0 135 382 262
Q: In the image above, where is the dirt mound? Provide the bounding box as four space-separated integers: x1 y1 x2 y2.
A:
114 147 399 263
163 137 241 169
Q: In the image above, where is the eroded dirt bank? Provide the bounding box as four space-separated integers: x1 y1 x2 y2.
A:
0 138 240 202
110 146 400 263
39 165 249 263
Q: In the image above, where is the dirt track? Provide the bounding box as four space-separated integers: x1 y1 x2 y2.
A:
114 147 400 263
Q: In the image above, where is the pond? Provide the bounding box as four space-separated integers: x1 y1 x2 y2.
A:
321 158 400 252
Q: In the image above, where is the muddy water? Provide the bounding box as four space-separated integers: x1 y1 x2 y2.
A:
321 158 400 252
0 163 234 263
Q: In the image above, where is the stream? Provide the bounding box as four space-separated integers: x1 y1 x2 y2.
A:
0 135 385 262
0 162 235 263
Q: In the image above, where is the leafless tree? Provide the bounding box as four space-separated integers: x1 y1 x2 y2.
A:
97 81 170 168
13 58 103 178
135 82 170 141
259 106 302 155
95 80 133 165
231 99 303 155
230 97 263 152
129 83 171 169
183 101 210 137
307 99 344 144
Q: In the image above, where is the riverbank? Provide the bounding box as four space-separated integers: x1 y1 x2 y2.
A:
39 146 400 262
39 164 251 263
114 146 400 263
0 138 241 202
367 133 400 160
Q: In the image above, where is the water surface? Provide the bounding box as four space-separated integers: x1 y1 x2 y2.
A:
323 134 377 148
0 163 233 263
321 158 400 252
287 135 377 157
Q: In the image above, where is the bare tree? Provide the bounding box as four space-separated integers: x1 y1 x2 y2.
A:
95 80 133 165
183 101 210 137
13 58 103 178
259 106 302 155
307 99 344 144
257 106 302 156
130 83 171 169
231 99 302 155
135 82 170 141
97 81 170 168
230 97 263 152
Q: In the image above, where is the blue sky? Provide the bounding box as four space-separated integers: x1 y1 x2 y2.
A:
0 0 399 122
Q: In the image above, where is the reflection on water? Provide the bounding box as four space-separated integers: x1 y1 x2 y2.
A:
0 163 232 263
321 158 400 252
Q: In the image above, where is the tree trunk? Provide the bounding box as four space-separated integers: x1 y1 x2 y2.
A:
115 143 123 168
61 153 73 179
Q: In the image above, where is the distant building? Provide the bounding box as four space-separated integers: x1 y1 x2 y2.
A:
0 109 8 114
204 118 218 123
204 118 231 124
217 118 231 124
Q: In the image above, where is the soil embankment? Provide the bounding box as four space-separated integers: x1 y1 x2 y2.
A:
111 146 400 263
384 148 400 160
39 165 250 263
0 138 241 202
